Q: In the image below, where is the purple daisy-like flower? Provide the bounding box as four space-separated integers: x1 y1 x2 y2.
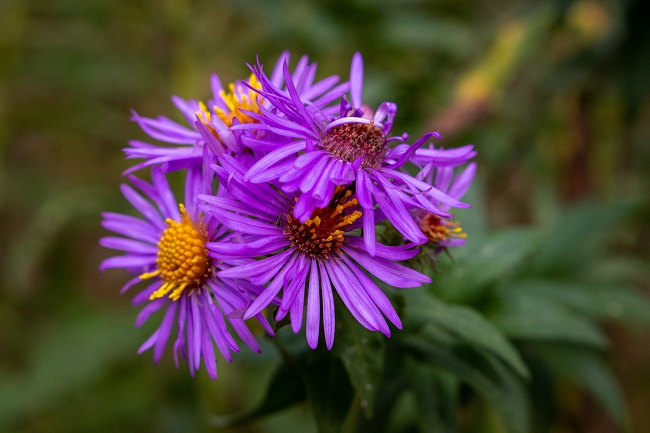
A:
196 154 431 350
124 52 349 174
99 164 273 379
415 152 477 251
242 53 473 255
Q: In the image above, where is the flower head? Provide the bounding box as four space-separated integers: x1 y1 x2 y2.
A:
415 151 477 252
124 52 349 174
100 165 273 379
197 155 431 349
242 53 474 256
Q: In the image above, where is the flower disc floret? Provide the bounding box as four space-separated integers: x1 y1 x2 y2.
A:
419 213 466 244
142 204 211 301
196 74 263 134
322 122 386 169
284 188 362 259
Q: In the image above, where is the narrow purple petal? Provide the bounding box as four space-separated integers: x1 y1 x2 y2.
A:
191 295 202 370
120 184 166 230
100 237 157 254
350 52 364 108
135 296 165 326
343 246 431 288
362 208 376 257
306 261 321 349
323 260 381 332
100 254 156 272
101 213 159 244
347 236 420 261
201 326 218 380
153 301 178 363
339 255 402 329
244 142 306 183
242 252 299 319
290 280 306 334
219 249 293 283
447 162 476 201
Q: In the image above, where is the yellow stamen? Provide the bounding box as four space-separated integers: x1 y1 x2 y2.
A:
419 213 467 244
139 204 211 301
195 75 263 141
284 187 362 259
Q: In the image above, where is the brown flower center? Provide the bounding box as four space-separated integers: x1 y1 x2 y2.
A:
419 213 466 244
284 188 362 259
322 122 386 169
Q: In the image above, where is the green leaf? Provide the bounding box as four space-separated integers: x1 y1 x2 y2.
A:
334 308 385 417
527 344 628 425
406 292 529 378
490 291 608 348
303 353 354 433
209 360 306 428
405 358 458 433
435 228 538 303
403 336 530 433
508 280 650 325
532 201 634 274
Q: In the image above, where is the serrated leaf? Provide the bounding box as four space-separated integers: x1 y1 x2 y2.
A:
491 292 608 347
406 292 529 378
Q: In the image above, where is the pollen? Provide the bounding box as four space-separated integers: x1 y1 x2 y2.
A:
322 122 386 169
140 204 211 301
196 74 263 139
284 188 362 259
419 213 467 244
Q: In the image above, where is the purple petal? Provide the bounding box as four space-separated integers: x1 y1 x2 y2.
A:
191 295 202 370
100 237 157 254
120 184 166 230
343 246 430 288
350 52 364 108
153 301 178 363
136 298 167 327
318 262 336 349
244 142 306 183
100 254 156 272
242 252 299 319
306 261 321 349
339 255 402 329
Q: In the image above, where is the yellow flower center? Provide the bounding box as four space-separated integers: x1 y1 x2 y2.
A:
419 213 467 244
196 74 263 138
284 188 362 259
140 204 211 301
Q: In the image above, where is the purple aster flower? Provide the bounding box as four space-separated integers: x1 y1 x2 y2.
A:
124 52 349 173
99 164 273 379
196 154 431 350
415 151 477 251
242 53 473 256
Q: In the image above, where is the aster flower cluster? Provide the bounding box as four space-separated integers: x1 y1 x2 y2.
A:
100 52 476 379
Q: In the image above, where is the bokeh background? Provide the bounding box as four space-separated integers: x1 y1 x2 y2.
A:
1 0 649 432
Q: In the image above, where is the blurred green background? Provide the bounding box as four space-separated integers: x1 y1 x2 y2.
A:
1 0 649 432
